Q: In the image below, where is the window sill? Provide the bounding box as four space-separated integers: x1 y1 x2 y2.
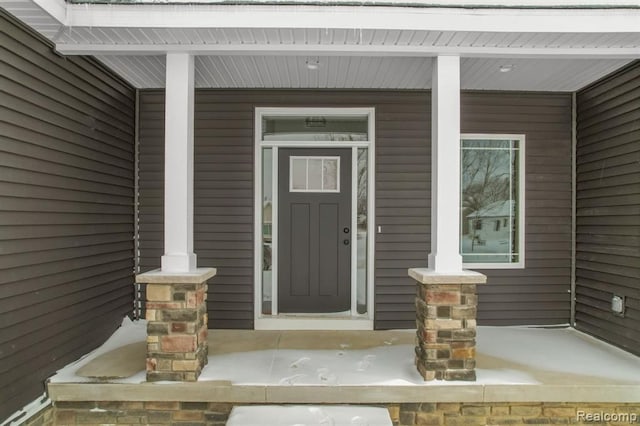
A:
463 262 525 270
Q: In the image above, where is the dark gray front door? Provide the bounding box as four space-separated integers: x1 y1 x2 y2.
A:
278 148 352 313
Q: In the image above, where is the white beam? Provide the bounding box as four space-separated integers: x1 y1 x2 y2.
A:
55 43 640 59
30 0 67 25
161 53 197 272
366 0 640 4
428 55 463 273
65 4 640 33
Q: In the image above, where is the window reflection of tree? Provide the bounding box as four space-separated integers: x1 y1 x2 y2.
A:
462 141 516 258
462 148 510 213
357 148 368 231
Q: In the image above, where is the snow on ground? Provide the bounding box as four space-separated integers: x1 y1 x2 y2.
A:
226 406 392 426
50 319 640 386
50 317 147 384
478 326 640 383
460 235 513 263
198 344 430 386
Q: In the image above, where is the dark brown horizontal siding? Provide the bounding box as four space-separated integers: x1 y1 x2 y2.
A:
138 89 572 330
462 92 573 326
576 61 640 356
374 92 430 329
138 91 255 329
138 90 431 329
0 11 135 422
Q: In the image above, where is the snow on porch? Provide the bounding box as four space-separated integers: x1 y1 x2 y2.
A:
226 405 393 426
48 318 640 394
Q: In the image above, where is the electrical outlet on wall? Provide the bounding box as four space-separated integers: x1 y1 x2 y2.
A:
611 295 625 317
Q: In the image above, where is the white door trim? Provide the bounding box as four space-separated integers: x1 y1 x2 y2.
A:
254 107 375 330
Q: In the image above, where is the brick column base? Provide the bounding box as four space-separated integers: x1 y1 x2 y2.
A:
408 268 486 381
136 268 216 382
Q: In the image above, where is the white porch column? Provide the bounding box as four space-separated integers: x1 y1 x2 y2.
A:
428 55 463 273
161 52 197 272
411 57 484 382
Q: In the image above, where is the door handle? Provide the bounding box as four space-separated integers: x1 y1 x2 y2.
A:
343 239 350 245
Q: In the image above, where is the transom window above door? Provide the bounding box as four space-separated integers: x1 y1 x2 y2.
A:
261 114 368 142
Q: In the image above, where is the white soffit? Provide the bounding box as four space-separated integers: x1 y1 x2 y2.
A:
51 27 640 57
460 57 631 91
1 0 62 39
1 0 638 90
97 55 167 88
2 1 639 56
94 55 632 91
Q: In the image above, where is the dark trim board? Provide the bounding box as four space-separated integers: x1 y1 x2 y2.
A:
137 89 573 330
575 61 640 356
0 10 136 422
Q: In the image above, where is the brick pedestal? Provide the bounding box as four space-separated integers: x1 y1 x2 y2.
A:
136 268 216 382
408 268 486 381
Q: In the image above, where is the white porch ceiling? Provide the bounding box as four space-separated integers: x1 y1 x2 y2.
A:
1 0 638 90
94 55 631 91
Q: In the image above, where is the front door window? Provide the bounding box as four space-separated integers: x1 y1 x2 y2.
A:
289 156 340 192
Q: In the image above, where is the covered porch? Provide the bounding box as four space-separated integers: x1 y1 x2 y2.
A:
12 0 636 383
45 321 640 424
1 1 639 423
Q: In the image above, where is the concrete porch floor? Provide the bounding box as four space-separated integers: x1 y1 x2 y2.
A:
47 322 640 405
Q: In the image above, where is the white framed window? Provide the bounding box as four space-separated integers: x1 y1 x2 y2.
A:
460 134 525 269
289 156 340 192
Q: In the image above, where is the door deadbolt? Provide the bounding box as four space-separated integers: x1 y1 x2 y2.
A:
343 227 350 233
